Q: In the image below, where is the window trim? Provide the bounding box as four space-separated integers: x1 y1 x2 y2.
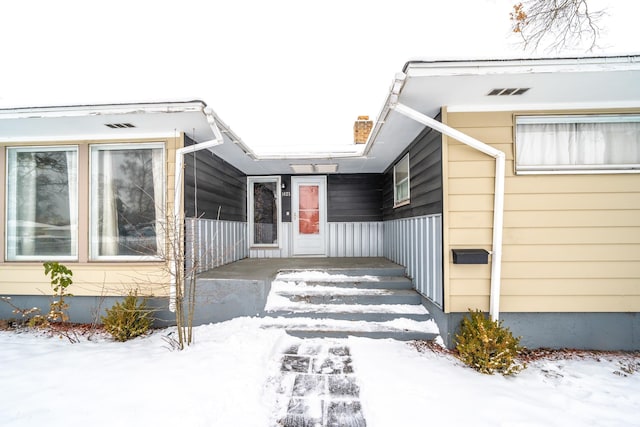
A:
514 114 640 175
247 176 281 249
89 142 166 261
5 145 79 262
393 153 411 207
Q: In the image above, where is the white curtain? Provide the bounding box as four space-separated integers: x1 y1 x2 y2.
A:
6 149 19 258
66 151 78 257
151 148 164 254
7 150 37 257
581 122 640 165
100 150 119 256
517 123 574 166
516 121 640 169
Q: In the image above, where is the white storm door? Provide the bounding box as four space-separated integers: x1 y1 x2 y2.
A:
292 176 327 256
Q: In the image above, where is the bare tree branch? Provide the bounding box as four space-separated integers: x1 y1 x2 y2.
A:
510 0 606 52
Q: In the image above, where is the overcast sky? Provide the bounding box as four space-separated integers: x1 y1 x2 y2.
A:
1 0 638 153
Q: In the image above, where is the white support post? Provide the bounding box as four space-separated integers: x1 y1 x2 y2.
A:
169 116 224 312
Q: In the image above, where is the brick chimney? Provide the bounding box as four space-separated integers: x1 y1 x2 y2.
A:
353 115 373 144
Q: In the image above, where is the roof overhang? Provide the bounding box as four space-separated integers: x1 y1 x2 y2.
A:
364 55 640 164
3 55 638 176
0 100 230 145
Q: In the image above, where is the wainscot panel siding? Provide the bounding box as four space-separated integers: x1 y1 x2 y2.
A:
184 136 247 222
383 121 443 220
327 222 384 257
327 174 383 222
444 109 640 314
249 222 385 258
185 218 248 274
384 214 443 307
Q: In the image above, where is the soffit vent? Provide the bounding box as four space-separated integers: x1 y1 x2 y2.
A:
487 88 530 96
105 123 136 129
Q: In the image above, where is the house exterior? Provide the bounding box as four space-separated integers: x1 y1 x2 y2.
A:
0 101 237 322
1 55 638 350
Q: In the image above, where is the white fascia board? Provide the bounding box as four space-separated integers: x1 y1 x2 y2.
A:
0 100 208 120
447 100 640 113
0 132 179 144
404 56 640 78
207 109 258 159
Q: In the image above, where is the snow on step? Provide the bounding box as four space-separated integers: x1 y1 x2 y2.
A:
266 278 421 308
261 317 439 334
276 271 381 282
266 301 429 315
264 269 441 340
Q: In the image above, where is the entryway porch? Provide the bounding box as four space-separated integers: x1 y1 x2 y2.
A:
191 257 439 341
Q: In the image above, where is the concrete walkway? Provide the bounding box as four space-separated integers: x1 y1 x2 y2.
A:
274 339 367 427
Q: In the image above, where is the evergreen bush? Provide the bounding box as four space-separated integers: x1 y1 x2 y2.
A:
455 309 525 375
102 292 153 342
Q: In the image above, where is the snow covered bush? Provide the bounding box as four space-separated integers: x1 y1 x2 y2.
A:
102 292 153 342
455 310 525 375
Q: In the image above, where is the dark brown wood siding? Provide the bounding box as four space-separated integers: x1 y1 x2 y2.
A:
327 174 383 222
184 137 246 222
382 123 443 220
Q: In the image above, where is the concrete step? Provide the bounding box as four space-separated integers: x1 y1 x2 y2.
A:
266 303 431 322
261 317 439 341
264 268 441 341
278 267 407 277
285 329 440 341
277 288 422 306
294 276 413 290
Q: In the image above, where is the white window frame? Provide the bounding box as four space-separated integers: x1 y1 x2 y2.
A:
89 142 165 261
393 153 410 207
5 145 79 261
515 114 640 175
247 176 281 248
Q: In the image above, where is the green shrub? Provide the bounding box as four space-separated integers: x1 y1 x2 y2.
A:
43 262 73 323
455 309 525 375
102 293 153 342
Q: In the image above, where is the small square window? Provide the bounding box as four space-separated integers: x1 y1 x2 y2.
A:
393 153 410 207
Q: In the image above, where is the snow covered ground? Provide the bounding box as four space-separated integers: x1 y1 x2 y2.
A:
1 317 639 427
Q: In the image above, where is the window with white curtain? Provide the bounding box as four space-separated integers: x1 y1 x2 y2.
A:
6 146 78 260
90 143 165 260
394 153 410 207
515 114 640 174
